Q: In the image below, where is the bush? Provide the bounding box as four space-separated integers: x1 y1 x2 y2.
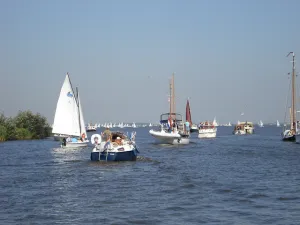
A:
0 111 51 141
0 125 7 141
16 128 32 140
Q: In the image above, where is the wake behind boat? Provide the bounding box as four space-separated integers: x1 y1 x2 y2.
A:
90 131 138 161
52 73 89 148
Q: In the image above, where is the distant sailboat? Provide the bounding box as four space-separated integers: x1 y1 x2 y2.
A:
277 120 280 127
258 120 264 127
185 99 198 133
212 117 219 126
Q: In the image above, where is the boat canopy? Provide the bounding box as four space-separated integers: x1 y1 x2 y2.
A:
160 113 183 123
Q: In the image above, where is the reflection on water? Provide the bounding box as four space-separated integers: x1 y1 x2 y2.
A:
0 126 300 224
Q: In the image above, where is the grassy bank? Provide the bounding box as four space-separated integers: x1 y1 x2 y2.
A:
0 111 51 142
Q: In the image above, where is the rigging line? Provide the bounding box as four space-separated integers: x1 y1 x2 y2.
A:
284 76 292 127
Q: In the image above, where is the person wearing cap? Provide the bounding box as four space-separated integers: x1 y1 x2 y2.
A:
115 136 123 145
102 127 111 141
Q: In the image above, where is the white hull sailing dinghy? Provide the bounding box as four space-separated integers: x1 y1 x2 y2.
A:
198 121 217 138
258 120 264 127
90 132 138 161
149 74 190 145
52 73 89 148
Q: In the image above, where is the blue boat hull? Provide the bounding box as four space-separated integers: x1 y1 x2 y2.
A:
91 149 138 161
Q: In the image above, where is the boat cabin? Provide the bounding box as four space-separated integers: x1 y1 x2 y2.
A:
234 122 254 133
160 113 186 132
198 121 215 129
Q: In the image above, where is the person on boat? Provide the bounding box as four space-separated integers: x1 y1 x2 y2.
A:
172 120 177 132
185 121 190 134
115 136 123 145
80 133 86 142
102 127 111 141
66 136 71 142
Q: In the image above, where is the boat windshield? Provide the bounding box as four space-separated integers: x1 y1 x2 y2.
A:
160 113 182 124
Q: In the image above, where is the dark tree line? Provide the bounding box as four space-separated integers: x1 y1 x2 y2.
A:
0 111 52 141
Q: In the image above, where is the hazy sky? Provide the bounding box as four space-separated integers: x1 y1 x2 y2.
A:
1 0 300 124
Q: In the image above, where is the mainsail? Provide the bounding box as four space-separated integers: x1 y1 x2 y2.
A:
52 74 81 136
186 99 192 124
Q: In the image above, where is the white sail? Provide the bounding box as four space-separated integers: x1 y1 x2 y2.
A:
277 120 280 127
77 91 87 138
213 117 218 126
52 74 80 136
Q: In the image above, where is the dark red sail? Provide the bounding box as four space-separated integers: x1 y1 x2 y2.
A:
186 99 192 124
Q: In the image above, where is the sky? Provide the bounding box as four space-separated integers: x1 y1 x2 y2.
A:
1 0 300 124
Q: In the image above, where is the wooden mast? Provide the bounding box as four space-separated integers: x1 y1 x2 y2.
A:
169 73 176 119
172 73 175 119
287 52 296 132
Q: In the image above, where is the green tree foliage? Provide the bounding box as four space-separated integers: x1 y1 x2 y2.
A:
0 125 7 141
0 111 51 141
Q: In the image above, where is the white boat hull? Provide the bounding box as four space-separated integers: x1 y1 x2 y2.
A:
149 130 190 145
62 141 89 148
198 128 217 138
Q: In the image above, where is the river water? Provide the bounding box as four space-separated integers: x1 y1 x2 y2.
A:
0 126 300 224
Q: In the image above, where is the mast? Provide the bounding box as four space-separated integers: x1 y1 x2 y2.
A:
287 52 296 131
169 77 172 116
172 73 175 117
76 87 82 135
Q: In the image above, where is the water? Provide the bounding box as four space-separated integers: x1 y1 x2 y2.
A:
1 126 300 224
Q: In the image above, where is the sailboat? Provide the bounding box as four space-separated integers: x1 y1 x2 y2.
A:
276 120 280 127
282 52 297 141
149 73 190 144
52 73 89 148
186 99 198 133
258 120 264 127
212 117 219 126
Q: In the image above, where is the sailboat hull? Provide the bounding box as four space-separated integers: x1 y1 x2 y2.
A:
282 129 296 141
149 130 190 145
62 141 89 148
91 149 138 161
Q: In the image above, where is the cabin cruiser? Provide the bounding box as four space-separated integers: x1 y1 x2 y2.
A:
233 122 254 135
149 113 190 145
198 121 217 138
